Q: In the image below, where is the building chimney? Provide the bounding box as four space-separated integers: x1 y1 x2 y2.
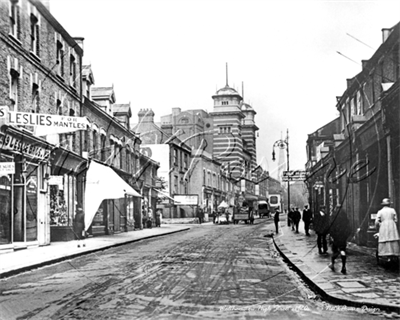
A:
361 60 368 69
138 108 155 123
74 37 85 52
172 107 181 116
382 28 392 42
346 78 354 88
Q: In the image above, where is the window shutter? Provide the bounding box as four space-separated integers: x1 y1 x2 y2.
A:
36 24 40 56
61 49 64 76
16 4 20 39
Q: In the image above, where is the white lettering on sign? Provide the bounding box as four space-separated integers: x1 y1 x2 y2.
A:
0 162 15 174
0 134 50 160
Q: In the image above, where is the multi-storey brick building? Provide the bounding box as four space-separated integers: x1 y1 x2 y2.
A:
159 77 260 211
0 0 158 251
133 108 192 218
306 22 400 246
0 0 86 249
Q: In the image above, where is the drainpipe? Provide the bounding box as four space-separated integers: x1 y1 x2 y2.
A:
387 136 393 201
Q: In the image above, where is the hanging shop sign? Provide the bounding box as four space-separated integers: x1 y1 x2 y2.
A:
0 106 89 135
0 162 15 174
173 194 198 206
48 175 64 186
0 133 50 159
282 170 307 181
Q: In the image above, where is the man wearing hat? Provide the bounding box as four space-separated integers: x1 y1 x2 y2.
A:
74 207 85 240
274 208 280 234
314 204 330 254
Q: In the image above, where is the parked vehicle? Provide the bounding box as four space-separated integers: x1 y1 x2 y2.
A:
233 206 251 224
258 201 270 218
268 194 281 212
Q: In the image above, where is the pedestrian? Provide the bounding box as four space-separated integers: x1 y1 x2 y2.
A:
146 216 153 228
287 208 291 227
155 209 162 227
302 205 313 236
314 205 330 254
74 207 85 246
288 208 295 230
274 208 280 234
225 208 230 224
249 207 255 224
293 207 301 233
375 198 400 260
329 205 351 274
197 207 204 224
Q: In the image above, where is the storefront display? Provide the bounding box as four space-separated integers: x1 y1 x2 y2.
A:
0 172 11 245
0 125 52 249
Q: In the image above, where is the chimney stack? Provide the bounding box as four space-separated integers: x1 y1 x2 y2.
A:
138 108 155 123
346 78 354 88
382 28 392 43
74 37 85 53
172 107 181 116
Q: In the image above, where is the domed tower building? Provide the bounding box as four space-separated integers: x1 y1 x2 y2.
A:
210 81 245 181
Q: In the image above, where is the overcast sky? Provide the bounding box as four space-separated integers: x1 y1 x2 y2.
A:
50 0 400 179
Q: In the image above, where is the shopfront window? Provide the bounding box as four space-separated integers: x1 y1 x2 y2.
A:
49 174 74 227
0 174 12 244
50 181 67 226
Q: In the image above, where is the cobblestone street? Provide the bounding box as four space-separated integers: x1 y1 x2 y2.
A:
0 221 385 319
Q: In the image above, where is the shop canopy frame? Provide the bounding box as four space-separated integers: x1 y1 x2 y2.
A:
154 188 181 204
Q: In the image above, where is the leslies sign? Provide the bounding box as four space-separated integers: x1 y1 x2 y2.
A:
0 133 50 159
0 106 88 134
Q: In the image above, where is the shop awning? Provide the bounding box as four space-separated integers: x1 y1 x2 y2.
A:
84 160 141 230
218 201 229 208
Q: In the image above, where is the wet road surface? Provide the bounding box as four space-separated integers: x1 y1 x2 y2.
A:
0 220 385 319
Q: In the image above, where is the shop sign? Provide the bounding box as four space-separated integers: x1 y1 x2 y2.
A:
0 106 87 129
48 175 64 186
174 194 198 205
0 133 50 159
0 162 15 174
282 170 307 181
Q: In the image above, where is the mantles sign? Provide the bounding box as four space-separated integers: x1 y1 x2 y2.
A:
0 133 50 159
0 106 88 135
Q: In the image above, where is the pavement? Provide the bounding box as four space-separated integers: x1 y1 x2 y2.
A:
0 224 192 279
272 217 400 314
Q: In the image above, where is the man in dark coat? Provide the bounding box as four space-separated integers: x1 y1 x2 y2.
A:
314 205 330 254
288 208 295 230
293 208 301 233
197 207 204 224
302 205 313 236
74 207 85 240
274 208 280 234
329 206 352 274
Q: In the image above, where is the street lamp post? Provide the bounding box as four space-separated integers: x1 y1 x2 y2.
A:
272 129 290 224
